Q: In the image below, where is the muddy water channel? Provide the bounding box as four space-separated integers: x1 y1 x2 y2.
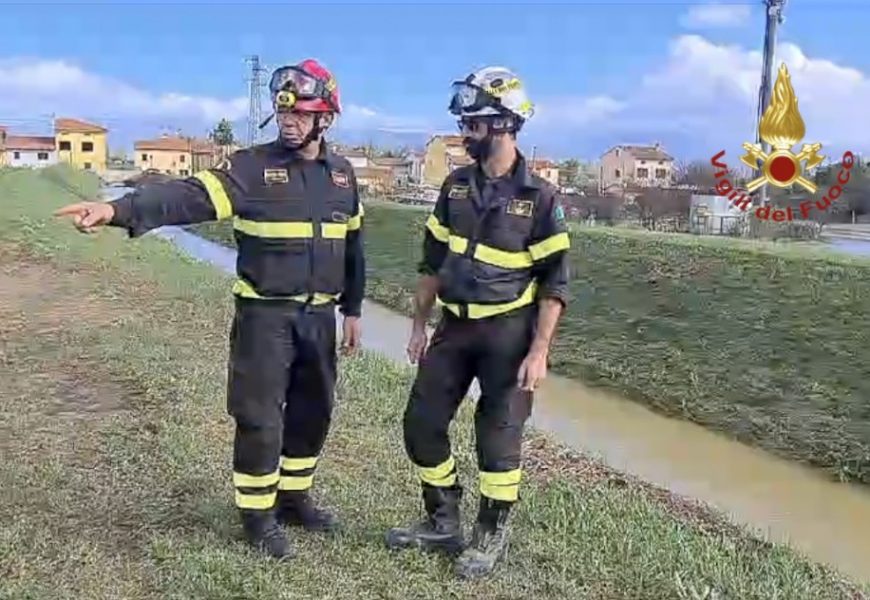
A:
101 187 870 582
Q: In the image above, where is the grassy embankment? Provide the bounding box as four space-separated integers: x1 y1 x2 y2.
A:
192 202 870 485
1 166 867 598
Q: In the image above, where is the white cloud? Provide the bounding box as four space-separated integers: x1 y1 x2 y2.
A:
530 34 870 159
337 103 433 135
0 56 432 145
0 57 248 124
680 4 752 28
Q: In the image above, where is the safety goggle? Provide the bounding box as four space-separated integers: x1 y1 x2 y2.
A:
448 82 500 115
269 66 323 97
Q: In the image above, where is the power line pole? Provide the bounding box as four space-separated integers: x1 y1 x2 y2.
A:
754 0 787 207
245 55 266 147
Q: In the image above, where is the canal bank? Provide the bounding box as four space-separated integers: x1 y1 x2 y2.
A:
133 218 870 584
90 184 870 583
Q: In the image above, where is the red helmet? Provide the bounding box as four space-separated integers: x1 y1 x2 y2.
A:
269 59 341 114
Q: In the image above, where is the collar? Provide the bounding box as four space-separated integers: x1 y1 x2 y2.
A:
269 138 343 168
470 150 540 190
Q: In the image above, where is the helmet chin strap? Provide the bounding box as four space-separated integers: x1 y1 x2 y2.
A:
279 114 326 151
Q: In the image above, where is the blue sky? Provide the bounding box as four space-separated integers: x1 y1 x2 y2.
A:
2 0 869 162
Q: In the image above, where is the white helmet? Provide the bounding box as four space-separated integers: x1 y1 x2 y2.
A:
448 66 535 123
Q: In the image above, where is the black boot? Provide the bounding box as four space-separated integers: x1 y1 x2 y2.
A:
454 497 512 579
385 484 464 555
240 509 293 559
275 490 338 532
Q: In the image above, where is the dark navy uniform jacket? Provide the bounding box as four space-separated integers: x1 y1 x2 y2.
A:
419 151 570 319
109 138 365 316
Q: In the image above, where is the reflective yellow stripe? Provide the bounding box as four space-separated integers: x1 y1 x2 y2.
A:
480 469 522 502
445 235 537 269
347 203 364 231
426 214 449 243
234 217 313 238
419 456 457 487
322 223 347 239
448 235 468 254
235 490 277 510
529 232 570 261
278 475 314 491
233 470 279 488
232 279 338 304
438 281 538 320
193 170 233 220
474 244 533 269
281 456 318 471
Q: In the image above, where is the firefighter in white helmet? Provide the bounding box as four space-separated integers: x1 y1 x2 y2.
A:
385 66 571 579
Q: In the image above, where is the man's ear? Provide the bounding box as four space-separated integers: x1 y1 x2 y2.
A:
321 113 336 128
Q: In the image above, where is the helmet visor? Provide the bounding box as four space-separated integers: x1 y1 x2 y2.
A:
269 66 321 97
448 82 497 115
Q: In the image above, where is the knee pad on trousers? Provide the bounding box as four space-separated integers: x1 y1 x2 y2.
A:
402 399 449 466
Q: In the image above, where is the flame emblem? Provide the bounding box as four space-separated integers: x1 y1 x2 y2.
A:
740 63 824 193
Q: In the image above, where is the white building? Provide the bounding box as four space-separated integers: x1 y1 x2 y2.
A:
4 136 57 168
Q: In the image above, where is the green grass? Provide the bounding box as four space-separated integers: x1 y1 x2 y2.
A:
190 201 870 485
1 166 867 599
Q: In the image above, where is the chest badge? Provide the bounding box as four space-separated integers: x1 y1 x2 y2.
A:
263 168 289 185
506 198 533 217
448 184 469 200
331 170 350 188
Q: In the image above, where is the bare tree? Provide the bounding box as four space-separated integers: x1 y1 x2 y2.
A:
675 159 739 191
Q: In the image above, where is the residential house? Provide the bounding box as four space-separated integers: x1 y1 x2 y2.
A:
422 135 472 186
354 165 394 195
134 135 220 177
55 117 109 174
0 126 7 167
336 147 370 169
4 135 57 168
372 156 413 186
530 159 560 186
599 143 674 194
407 150 424 183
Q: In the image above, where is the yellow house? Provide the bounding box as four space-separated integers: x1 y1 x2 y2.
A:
134 135 220 177
55 118 109 174
422 134 473 186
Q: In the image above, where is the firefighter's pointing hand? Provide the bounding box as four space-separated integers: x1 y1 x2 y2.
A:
54 201 115 233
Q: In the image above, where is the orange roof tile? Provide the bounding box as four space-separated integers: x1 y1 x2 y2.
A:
5 135 55 151
134 136 216 153
54 118 108 133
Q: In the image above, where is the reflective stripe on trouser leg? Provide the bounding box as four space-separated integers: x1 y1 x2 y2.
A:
279 456 318 491
282 308 336 488
417 455 457 487
228 300 294 511
234 469 280 510
480 469 522 502
402 316 476 481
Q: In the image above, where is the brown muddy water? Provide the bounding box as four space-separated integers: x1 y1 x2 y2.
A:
144 221 870 583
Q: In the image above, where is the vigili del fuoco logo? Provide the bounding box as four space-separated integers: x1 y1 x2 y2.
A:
709 62 855 222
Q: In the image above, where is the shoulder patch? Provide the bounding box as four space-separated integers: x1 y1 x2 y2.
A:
506 198 534 217
263 168 289 184
554 203 565 221
331 170 350 188
448 184 469 200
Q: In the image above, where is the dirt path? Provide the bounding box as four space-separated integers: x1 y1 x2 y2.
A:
0 243 160 597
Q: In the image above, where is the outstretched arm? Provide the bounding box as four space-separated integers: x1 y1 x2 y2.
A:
56 160 242 237
109 167 240 237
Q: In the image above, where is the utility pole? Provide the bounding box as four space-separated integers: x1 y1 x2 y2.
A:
245 55 267 147
754 0 787 206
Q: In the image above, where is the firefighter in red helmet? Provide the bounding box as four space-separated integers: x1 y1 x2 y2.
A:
54 59 365 560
